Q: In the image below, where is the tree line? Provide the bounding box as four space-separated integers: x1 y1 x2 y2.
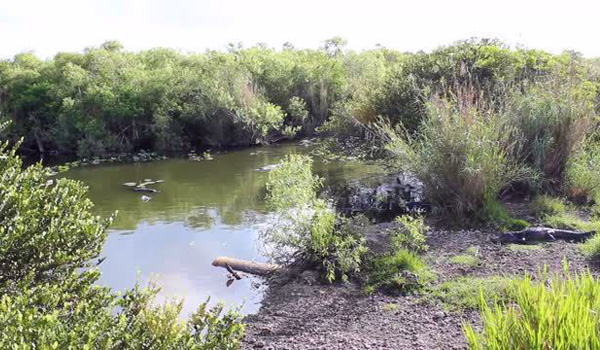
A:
2 38 597 160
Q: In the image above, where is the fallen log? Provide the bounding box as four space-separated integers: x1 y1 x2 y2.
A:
212 257 280 276
492 226 596 245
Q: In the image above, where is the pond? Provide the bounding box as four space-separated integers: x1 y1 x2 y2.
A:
64 141 381 317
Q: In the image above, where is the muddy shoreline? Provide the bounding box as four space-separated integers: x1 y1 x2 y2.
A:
242 224 592 349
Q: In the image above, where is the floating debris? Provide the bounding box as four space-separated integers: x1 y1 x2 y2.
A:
141 195 151 202
134 187 158 193
123 182 137 187
256 163 281 172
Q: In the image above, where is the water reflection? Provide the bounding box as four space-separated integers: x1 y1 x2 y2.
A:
64 143 382 316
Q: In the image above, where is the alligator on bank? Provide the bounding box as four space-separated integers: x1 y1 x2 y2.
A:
492 227 596 244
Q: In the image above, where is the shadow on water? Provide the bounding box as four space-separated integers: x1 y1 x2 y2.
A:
63 142 382 317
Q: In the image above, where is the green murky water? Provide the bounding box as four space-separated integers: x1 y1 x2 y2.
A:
64 142 380 316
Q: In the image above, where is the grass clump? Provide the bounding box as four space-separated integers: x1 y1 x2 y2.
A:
506 244 543 252
427 276 514 311
381 303 400 312
483 198 530 230
505 77 596 190
449 254 479 267
582 235 600 261
366 249 434 295
531 195 568 217
531 195 600 232
465 270 600 349
543 212 600 232
449 246 480 267
365 213 433 294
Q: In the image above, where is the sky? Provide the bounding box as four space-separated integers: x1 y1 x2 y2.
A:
1 0 599 59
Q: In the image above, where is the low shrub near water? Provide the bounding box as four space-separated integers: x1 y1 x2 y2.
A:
0 141 111 286
465 270 600 349
0 271 245 349
263 154 367 282
0 142 245 348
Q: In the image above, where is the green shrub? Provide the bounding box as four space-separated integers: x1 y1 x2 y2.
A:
389 215 429 253
0 141 111 286
0 143 245 348
263 154 367 282
465 271 600 349
0 271 245 349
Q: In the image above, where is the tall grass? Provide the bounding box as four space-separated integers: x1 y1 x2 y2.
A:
465 270 600 349
380 65 597 218
506 74 597 191
381 90 526 218
567 142 600 204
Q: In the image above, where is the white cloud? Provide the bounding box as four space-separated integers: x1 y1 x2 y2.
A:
1 0 599 58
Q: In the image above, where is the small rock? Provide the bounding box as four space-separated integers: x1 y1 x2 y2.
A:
299 270 319 285
433 311 446 320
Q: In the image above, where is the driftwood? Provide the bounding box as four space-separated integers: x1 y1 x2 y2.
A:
492 227 596 245
212 256 280 276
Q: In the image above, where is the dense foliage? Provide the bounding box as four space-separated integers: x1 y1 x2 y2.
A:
0 41 347 158
0 143 245 348
3 38 598 164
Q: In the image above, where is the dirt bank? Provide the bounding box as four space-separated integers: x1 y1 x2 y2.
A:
242 225 592 349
